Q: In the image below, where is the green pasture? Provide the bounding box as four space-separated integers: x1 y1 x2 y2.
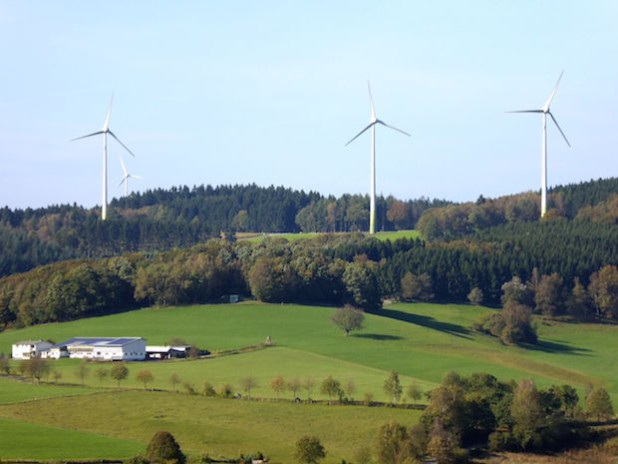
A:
1 301 615 401
35 347 434 402
0 391 422 463
0 376 94 404
0 417 143 460
238 229 420 243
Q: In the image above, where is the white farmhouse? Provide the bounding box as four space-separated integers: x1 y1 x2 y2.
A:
45 337 146 361
11 340 53 359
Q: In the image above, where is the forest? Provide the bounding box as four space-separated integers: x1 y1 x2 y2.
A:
2 177 618 331
0 184 448 278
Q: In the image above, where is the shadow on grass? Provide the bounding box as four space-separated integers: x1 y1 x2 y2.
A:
370 308 473 339
353 333 403 341
524 339 593 356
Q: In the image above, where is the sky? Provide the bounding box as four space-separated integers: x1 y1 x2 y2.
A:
1 1 617 210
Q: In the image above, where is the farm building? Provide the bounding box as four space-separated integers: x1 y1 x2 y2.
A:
146 345 190 359
43 337 146 361
11 340 54 359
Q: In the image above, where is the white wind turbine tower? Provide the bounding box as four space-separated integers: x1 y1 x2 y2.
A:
118 156 142 196
71 95 135 220
346 82 410 234
507 71 570 218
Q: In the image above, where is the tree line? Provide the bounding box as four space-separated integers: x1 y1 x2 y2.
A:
417 177 618 241
0 184 447 278
3 226 618 330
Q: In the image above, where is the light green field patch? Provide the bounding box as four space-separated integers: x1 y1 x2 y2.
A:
0 376 95 404
44 346 435 402
0 391 422 463
0 417 143 460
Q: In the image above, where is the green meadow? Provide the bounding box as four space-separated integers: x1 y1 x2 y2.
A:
1 301 617 461
0 417 143 460
0 391 422 463
238 229 420 243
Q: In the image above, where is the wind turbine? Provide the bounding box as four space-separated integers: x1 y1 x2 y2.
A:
71 95 135 220
507 71 570 218
118 155 142 196
345 82 410 234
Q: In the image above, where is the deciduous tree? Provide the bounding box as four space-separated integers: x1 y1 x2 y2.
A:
294 435 326 464
136 369 154 389
383 371 403 405
331 305 365 336
146 431 185 464
111 363 129 389
270 375 285 401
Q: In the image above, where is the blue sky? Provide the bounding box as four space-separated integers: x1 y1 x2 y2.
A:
1 1 617 209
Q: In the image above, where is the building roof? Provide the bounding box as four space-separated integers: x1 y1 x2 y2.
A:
13 340 51 346
53 337 144 348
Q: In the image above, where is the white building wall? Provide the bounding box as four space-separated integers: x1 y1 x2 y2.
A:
12 342 53 359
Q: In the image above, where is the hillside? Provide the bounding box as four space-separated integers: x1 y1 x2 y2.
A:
1 301 617 462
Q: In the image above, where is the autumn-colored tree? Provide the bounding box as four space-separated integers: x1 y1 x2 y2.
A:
270 375 285 401
136 370 154 389
386 200 410 230
588 265 618 318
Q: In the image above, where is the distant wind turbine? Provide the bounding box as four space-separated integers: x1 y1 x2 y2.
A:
118 156 142 196
507 72 570 218
71 95 135 220
345 82 410 234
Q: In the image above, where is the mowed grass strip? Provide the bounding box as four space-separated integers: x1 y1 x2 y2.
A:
0 390 422 464
0 417 143 460
0 376 94 405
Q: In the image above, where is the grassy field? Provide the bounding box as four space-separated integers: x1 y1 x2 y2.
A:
237 229 420 243
1 301 617 461
0 391 422 463
0 417 143 460
0 376 94 404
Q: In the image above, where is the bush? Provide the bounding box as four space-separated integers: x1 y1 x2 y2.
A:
145 431 185 464
203 381 217 397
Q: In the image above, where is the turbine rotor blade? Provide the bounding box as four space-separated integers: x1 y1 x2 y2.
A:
104 94 114 131
345 122 376 146
545 70 564 110
505 110 543 114
108 130 135 157
377 120 411 137
548 111 571 147
119 155 128 176
119 176 128 187
70 130 104 141
131 175 143 180
367 80 376 121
